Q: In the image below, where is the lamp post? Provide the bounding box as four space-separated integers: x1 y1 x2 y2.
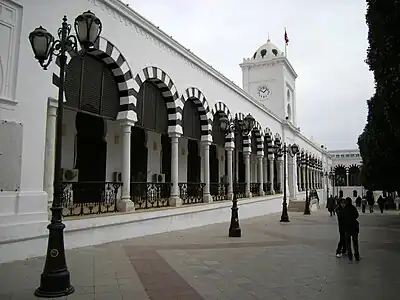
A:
28 11 102 298
329 170 334 198
219 113 255 237
303 156 311 215
276 143 299 222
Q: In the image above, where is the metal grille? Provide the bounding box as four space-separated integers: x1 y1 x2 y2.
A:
64 55 119 119
183 100 201 140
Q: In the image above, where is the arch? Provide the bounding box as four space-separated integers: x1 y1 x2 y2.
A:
348 164 361 186
181 87 213 142
333 164 347 186
251 120 264 156
211 102 233 148
211 101 232 121
131 66 181 134
264 127 274 158
274 133 282 157
236 112 245 122
53 36 135 122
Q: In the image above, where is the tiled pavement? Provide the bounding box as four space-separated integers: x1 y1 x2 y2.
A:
0 209 399 299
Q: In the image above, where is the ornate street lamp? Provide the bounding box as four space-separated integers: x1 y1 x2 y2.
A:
28 11 102 298
219 113 255 237
303 156 311 215
276 143 299 222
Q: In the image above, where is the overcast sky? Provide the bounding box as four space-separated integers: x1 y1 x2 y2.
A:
126 0 374 151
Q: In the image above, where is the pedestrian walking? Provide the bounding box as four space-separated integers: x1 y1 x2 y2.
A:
361 196 367 213
395 193 400 210
343 197 360 261
327 196 336 216
367 190 374 213
335 198 347 257
377 195 385 213
355 196 362 207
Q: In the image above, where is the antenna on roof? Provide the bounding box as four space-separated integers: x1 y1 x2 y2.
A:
267 32 270 41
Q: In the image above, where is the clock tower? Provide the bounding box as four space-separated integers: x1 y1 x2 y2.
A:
240 39 298 125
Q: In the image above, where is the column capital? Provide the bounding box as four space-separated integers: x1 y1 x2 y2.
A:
225 145 234 151
168 132 182 139
48 97 58 109
201 140 212 146
119 117 135 127
257 154 264 158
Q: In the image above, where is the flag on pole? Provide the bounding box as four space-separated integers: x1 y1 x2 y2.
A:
284 28 289 45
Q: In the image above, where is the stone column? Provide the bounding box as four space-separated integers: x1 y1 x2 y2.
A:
117 122 135 212
269 157 275 194
258 155 265 196
346 170 349 186
297 163 301 192
263 157 268 194
169 133 182 206
226 146 234 200
43 98 58 207
202 141 212 203
244 151 252 198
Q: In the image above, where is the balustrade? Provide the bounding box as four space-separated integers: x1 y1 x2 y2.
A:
131 182 171 209
61 181 122 217
250 183 261 196
179 182 205 204
210 182 228 201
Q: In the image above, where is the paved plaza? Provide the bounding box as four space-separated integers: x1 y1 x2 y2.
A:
0 209 399 299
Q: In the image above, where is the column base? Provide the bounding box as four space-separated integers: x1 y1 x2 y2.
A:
271 190 275 195
203 194 213 203
259 190 265 196
117 199 135 212
169 196 182 207
227 192 234 200
245 191 252 198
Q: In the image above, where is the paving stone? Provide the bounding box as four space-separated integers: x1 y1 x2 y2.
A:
1 212 399 299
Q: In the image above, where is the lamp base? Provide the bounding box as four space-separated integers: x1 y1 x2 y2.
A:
34 270 74 298
280 215 290 222
229 227 242 237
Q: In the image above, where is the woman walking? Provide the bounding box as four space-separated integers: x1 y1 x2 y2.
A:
343 197 360 261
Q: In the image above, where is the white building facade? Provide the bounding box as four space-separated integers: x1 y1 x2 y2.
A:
329 149 364 198
0 0 333 262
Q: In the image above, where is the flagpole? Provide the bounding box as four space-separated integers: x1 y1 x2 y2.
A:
284 26 288 57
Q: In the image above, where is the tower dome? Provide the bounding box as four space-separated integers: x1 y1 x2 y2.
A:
252 39 283 60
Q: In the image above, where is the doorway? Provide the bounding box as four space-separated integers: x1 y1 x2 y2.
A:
74 112 107 202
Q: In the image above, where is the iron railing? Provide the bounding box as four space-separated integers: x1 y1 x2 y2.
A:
61 181 122 217
250 183 261 196
210 182 228 201
179 182 205 204
275 183 281 193
131 182 172 209
263 182 272 194
233 183 246 199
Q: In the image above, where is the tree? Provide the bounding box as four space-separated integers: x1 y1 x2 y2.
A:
359 0 400 191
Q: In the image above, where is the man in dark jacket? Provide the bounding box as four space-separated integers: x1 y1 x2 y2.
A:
335 198 347 257
343 197 360 261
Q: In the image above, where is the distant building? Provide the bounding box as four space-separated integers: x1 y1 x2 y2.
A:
329 149 363 198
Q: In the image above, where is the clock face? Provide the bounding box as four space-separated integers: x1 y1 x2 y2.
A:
257 85 271 100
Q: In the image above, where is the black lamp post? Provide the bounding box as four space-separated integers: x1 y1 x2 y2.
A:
219 113 255 237
276 143 299 222
28 11 102 298
303 156 311 215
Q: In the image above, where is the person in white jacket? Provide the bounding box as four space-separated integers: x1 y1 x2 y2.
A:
394 193 400 211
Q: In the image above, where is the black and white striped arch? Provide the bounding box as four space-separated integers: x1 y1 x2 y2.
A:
211 102 233 148
181 87 213 142
52 36 135 123
131 66 182 134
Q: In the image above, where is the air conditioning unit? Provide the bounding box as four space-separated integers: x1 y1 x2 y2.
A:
152 173 166 183
61 169 79 182
112 171 122 182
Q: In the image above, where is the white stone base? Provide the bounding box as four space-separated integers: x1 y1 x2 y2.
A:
169 196 182 207
117 199 135 212
0 190 49 263
203 194 212 203
0 194 283 263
